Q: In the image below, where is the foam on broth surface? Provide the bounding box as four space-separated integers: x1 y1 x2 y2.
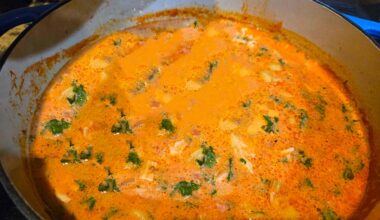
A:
29 10 369 219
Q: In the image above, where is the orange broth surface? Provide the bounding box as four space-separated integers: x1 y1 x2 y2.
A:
29 11 369 220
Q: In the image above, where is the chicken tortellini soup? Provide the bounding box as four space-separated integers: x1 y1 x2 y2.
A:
29 9 369 219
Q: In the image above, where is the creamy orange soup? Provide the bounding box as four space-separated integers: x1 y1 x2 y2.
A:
29 10 369 219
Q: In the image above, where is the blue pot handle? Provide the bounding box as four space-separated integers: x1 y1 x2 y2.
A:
341 13 380 41
0 2 65 36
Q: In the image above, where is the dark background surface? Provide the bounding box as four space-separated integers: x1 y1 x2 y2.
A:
0 0 379 219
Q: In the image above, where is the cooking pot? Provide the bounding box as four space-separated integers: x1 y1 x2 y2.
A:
0 0 379 219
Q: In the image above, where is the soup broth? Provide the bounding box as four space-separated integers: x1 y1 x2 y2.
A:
29 10 369 219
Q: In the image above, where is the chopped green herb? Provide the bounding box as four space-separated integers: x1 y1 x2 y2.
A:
299 109 309 129
102 207 119 220
341 104 347 113
44 119 70 135
147 67 160 81
83 196 96 210
260 177 271 186
67 82 87 106
278 58 286 65
203 60 219 81
318 208 339 220
227 158 233 182
239 158 247 164
60 147 81 164
353 159 365 172
105 166 112 176
279 157 288 164
184 201 198 208
79 146 92 160
260 47 268 52
127 151 142 166
262 115 279 133
108 95 117 105
132 81 146 94
210 189 217 196
297 149 313 169
196 144 217 168
242 100 252 108
315 94 327 120
75 180 86 191
343 167 354 180
269 95 282 104
98 177 120 192
345 118 358 133
174 181 200 197
160 118 175 133
257 47 268 56
193 20 199 28
111 120 133 134
284 101 296 110
128 141 135 149
333 187 341 196
117 108 125 117
304 178 314 188
113 39 122 46
95 152 104 164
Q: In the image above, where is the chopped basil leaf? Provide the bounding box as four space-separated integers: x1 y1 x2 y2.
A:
95 152 104 164
270 95 282 104
79 146 92 160
108 95 117 105
304 178 314 188
242 100 252 108
132 81 146 94
67 82 87 106
196 144 216 168
203 60 218 81
318 208 339 220
113 39 122 46
98 177 120 192
111 120 133 134
278 58 286 66
315 94 327 120
227 158 233 182
44 119 70 135
299 109 309 129
297 149 313 169
102 207 119 220
210 189 217 196
127 151 142 166
239 158 247 164
147 67 160 81
341 104 347 113
61 147 81 164
257 47 268 56
193 20 199 28
173 181 200 196
83 196 96 210
75 180 86 191
262 115 279 133
260 47 268 52
343 167 354 180
160 118 175 133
